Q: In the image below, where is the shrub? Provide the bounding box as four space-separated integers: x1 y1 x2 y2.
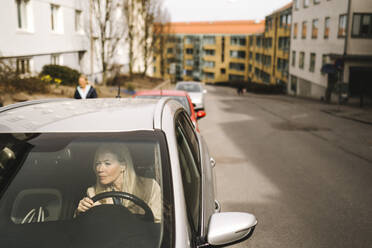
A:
4 77 49 94
40 64 80 86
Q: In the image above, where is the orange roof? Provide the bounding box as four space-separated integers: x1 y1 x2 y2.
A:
162 20 265 35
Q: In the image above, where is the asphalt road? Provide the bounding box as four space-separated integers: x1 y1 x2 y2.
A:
198 85 372 248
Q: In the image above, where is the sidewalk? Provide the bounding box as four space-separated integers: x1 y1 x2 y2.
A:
283 94 372 125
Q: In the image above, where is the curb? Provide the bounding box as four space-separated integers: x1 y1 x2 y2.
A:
322 110 372 126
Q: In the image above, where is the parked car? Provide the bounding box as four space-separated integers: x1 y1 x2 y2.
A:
133 89 206 132
0 98 257 248
175 81 207 110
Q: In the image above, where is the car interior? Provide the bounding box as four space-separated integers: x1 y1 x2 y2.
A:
0 137 163 248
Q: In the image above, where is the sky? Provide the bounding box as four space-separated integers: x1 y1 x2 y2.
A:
162 0 292 22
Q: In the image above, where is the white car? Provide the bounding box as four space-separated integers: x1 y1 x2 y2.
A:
0 98 256 247
175 81 207 110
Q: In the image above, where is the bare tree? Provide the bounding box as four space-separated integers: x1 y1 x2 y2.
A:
123 0 136 76
151 6 171 78
138 0 160 76
91 0 125 84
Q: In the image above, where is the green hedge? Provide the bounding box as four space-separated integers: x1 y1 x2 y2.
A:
40 64 80 86
1 77 49 94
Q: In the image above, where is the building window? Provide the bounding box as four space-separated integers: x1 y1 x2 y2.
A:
204 61 215 68
220 68 226 74
153 66 156 73
249 36 254 46
229 62 245 71
314 0 320 4
186 48 193 54
294 0 299 10
51 4 62 32
230 50 246 59
312 19 319 38
75 10 82 32
291 76 297 92
322 54 327 67
303 0 309 8
229 74 244 81
249 52 253 59
16 0 30 30
167 48 174 54
256 36 262 47
309 53 316 72
51 54 62 65
16 58 31 74
185 60 193 66
292 51 296 67
204 72 214 79
185 70 193 76
278 37 290 51
299 52 305 69
324 17 330 39
185 36 194 44
338 14 347 37
293 23 298 39
203 36 215 45
204 49 215 56
302 21 307 39
255 53 261 63
230 36 246 46
352 13 372 38
248 64 252 72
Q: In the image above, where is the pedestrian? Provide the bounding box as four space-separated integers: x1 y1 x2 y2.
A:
74 74 98 99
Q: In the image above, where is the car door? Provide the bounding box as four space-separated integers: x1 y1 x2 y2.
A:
174 111 202 247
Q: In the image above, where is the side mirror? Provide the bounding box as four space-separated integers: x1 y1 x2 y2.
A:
207 212 257 247
196 110 206 120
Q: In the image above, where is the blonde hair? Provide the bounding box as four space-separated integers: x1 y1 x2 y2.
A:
89 142 162 221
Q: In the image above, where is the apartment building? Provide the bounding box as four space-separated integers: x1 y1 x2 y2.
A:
248 3 292 85
289 0 372 102
0 0 92 76
152 20 265 83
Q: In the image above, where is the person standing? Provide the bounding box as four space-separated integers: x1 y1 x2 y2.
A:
74 75 98 99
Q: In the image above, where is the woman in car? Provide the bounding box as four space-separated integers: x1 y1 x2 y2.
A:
76 143 161 222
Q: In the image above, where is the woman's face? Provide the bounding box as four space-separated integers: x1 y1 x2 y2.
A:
78 76 87 88
94 151 124 185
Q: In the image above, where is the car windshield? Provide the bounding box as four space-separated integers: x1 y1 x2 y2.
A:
0 131 173 248
176 84 202 93
135 95 191 115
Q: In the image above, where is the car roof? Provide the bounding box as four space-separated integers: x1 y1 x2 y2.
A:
135 90 188 97
0 98 179 133
176 81 201 85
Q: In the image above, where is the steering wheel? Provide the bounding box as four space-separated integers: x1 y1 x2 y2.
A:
91 191 154 222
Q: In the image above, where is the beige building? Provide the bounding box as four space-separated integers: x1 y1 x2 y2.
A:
289 0 372 104
152 21 265 83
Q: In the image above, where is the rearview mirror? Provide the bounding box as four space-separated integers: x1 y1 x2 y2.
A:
207 212 257 247
196 110 206 120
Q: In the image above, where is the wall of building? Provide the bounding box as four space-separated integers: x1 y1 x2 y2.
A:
289 0 348 97
0 0 89 74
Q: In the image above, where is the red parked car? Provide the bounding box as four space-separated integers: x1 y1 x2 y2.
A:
134 90 206 132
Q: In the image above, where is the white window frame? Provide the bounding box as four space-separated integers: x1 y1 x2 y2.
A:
15 0 33 32
75 10 83 33
51 4 63 33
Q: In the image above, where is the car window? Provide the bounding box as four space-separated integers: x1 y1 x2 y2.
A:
175 122 201 233
176 84 202 92
176 112 200 165
0 131 173 248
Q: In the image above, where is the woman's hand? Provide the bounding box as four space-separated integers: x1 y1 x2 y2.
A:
77 197 100 213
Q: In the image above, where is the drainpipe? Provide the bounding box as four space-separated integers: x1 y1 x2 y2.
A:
344 0 351 56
